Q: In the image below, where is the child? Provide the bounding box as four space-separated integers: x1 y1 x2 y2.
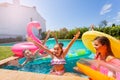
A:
7 49 40 67
7 30 51 67
92 36 114 60
28 31 80 75
74 36 117 79
19 49 40 66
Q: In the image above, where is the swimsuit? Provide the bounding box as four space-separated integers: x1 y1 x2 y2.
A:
50 57 66 75
94 52 101 60
107 58 120 79
107 58 120 67
51 58 66 65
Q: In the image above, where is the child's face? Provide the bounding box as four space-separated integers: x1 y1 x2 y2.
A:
53 44 62 56
93 40 103 51
24 49 33 58
93 40 107 54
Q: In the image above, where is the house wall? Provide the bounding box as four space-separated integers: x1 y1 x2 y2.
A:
0 3 46 37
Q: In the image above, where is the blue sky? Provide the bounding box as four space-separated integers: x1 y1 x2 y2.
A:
0 0 120 31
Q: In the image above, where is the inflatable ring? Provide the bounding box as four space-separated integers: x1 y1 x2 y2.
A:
76 49 86 56
82 31 120 58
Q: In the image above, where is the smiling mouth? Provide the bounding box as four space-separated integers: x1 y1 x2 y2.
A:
55 53 60 56
55 53 59 55
95 48 98 50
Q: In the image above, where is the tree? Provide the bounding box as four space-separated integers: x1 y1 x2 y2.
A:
99 20 107 28
16 36 23 41
112 23 115 27
59 28 68 39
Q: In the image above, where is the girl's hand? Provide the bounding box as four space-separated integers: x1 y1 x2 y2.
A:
74 31 80 38
27 36 34 43
26 36 31 42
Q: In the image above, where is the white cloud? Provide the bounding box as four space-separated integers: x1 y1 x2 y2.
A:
114 12 120 22
100 3 112 15
107 11 120 25
107 21 113 26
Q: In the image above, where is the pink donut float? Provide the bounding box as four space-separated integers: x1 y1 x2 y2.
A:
12 21 44 58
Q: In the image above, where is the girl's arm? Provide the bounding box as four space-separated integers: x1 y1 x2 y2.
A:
42 30 50 45
33 49 40 57
20 59 29 67
53 33 58 44
63 31 80 57
51 32 58 44
89 24 94 31
27 37 53 55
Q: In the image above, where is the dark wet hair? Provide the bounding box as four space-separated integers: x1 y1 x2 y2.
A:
22 49 30 55
55 42 64 57
22 49 26 54
94 36 114 56
58 42 64 48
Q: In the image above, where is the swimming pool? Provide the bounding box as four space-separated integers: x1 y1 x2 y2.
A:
3 39 92 75
0 42 17 46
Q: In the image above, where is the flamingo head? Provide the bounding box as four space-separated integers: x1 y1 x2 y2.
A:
27 21 41 30
27 21 42 40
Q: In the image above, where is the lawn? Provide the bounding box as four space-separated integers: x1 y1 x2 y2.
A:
0 46 13 60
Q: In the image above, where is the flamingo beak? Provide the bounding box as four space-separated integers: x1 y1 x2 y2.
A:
38 28 42 39
38 28 42 34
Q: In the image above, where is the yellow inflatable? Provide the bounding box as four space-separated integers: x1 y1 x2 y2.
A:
77 62 115 80
82 31 120 58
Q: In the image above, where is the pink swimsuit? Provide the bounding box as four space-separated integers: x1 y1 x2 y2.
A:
107 58 120 79
51 58 66 65
50 57 66 75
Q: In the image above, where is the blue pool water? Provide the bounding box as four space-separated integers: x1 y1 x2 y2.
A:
46 39 88 53
3 39 93 75
0 42 17 46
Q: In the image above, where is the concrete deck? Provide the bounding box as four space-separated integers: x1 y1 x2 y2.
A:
0 69 88 80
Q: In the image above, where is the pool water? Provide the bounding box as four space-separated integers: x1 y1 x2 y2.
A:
4 56 90 75
46 39 88 53
0 42 17 46
3 39 93 75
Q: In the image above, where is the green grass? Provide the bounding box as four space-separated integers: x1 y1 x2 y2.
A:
0 46 13 60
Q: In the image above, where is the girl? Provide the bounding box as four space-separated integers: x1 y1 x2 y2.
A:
74 36 119 79
28 31 80 75
7 30 51 67
93 36 114 60
20 49 40 66
90 36 120 79
94 36 120 66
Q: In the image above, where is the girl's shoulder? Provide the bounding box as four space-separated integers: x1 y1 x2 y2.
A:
106 55 115 62
106 55 120 66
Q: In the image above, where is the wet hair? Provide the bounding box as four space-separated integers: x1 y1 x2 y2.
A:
94 36 114 56
22 49 30 55
22 49 27 54
58 42 64 48
55 43 64 57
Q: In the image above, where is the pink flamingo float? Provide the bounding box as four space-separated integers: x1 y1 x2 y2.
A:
12 21 44 58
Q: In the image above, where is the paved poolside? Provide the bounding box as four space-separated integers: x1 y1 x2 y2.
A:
0 56 89 80
0 69 88 80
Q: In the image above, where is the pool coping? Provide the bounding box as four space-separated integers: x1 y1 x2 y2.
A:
0 69 88 80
